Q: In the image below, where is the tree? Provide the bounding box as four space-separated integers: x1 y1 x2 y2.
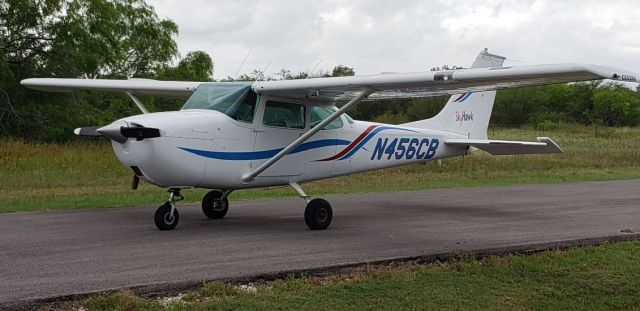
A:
156 51 214 82
592 84 640 126
0 0 181 141
331 65 354 77
1 0 178 78
152 51 214 111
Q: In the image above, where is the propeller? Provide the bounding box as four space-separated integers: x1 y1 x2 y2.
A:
74 124 160 143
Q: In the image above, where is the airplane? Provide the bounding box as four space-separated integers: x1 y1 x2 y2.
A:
20 50 638 231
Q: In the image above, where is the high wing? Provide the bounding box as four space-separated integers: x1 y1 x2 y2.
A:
20 78 201 100
21 63 637 102
252 63 638 101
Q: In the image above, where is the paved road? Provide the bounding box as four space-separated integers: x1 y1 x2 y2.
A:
1 180 639 304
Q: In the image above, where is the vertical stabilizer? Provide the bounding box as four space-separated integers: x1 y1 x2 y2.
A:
403 49 506 139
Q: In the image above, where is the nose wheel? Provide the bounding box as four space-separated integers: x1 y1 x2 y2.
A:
154 188 182 230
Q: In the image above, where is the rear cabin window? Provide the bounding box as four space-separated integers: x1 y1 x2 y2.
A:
263 101 305 129
310 106 343 130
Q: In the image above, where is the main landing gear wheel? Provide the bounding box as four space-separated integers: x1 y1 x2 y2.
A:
202 190 229 219
304 198 333 230
154 202 179 230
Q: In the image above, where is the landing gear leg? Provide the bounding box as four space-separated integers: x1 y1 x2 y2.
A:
154 188 183 230
289 182 332 230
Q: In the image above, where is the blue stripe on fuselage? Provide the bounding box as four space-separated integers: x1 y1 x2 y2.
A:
179 139 350 160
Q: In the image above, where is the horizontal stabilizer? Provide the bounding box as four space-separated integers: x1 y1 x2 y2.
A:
445 137 563 155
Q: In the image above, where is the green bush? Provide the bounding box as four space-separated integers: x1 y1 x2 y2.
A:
536 119 559 131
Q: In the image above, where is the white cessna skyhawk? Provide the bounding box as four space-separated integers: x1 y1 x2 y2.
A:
21 50 638 231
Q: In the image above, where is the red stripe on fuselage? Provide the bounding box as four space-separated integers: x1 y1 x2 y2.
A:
317 125 378 161
453 93 466 102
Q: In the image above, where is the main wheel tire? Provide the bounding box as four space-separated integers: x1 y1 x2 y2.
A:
304 198 333 230
202 190 229 219
154 202 179 230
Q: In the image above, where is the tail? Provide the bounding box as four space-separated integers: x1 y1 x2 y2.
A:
403 49 506 139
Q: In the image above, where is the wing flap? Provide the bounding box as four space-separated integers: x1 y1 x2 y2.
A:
445 137 563 155
21 78 202 99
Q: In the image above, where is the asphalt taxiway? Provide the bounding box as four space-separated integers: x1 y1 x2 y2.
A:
1 179 639 306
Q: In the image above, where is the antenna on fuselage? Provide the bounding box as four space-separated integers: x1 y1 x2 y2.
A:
234 48 253 79
257 60 272 81
307 59 323 78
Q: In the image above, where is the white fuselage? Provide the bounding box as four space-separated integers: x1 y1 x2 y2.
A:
108 96 468 190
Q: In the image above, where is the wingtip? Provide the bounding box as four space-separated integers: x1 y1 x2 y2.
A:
20 78 34 86
537 137 564 153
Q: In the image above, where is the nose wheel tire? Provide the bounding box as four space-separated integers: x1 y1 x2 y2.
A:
154 202 179 230
304 198 333 230
202 190 229 219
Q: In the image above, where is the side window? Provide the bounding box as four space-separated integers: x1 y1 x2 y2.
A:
230 90 257 123
344 113 355 125
310 106 343 130
263 101 305 129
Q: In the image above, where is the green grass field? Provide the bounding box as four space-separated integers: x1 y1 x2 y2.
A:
80 241 640 310
2 124 640 212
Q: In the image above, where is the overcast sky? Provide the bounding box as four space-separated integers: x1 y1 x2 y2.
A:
148 0 640 80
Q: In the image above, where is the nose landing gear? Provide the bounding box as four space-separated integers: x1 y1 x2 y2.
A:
154 188 183 230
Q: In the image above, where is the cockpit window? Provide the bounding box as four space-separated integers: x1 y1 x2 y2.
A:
310 106 343 130
181 83 257 123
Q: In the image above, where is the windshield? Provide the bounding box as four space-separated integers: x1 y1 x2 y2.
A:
181 83 257 123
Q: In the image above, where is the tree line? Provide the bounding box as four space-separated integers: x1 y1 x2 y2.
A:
2 0 639 142
347 82 640 130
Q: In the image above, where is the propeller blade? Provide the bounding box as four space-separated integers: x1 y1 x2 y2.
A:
76 122 161 144
73 126 102 137
97 126 127 143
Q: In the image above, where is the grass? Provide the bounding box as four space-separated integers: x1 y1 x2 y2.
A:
2 123 640 212
80 241 640 310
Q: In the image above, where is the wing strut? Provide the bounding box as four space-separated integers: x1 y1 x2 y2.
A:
125 91 149 114
241 88 373 183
